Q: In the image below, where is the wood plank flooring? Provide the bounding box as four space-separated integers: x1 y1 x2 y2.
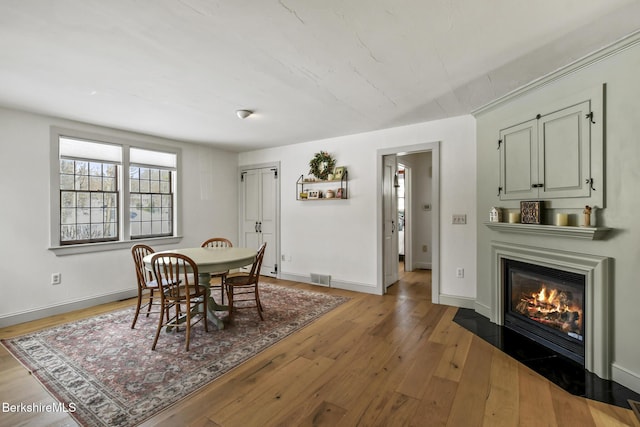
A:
1 267 638 426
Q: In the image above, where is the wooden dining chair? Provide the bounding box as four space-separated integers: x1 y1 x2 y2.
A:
131 244 162 329
201 237 233 304
150 253 208 351
225 242 267 322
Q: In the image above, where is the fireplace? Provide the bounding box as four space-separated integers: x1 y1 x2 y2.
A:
490 241 610 379
504 259 585 365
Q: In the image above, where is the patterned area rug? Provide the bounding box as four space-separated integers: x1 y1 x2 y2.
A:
2 284 348 427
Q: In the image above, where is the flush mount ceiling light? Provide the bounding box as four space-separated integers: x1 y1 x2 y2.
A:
236 109 252 119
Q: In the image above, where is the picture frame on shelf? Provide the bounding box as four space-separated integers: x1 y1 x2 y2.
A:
337 187 346 199
334 166 346 180
520 200 542 224
308 190 321 199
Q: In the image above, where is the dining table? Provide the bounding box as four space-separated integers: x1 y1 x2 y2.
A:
143 246 257 330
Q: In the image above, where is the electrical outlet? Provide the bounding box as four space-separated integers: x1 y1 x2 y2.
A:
456 268 464 278
51 273 62 285
452 214 467 224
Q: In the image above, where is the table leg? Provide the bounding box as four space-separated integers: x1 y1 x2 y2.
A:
199 272 228 330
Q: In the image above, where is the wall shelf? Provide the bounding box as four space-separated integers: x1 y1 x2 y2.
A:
484 222 611 240
297 170 348 201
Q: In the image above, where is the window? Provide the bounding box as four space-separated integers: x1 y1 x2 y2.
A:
51 128 180 253
60 159 119 244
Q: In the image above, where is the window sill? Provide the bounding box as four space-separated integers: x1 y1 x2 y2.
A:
49 236 184 256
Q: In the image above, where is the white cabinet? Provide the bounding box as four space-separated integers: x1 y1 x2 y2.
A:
497 85 604 208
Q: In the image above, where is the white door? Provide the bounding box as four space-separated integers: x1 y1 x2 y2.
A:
383 155 399 289
240 167 278 277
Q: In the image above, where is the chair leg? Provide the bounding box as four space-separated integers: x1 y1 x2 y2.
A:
131 289 143 329
255 286 264 320
146 289 154 317
151 303 166 350
185 308 191 352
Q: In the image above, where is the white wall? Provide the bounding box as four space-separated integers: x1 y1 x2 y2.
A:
239 115 477 300
0 107 239 326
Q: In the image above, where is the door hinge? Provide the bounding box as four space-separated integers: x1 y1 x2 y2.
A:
271 168 278 178
240 171 247 182
497 186 502 197
586 112 595 124
531 183 544 188
272 264 278 275
497 139 502 150
586 178 596 191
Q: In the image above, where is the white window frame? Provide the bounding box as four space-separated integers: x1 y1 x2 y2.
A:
49 127 183 255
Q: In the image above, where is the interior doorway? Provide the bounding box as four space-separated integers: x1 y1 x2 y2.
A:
377 142 440 303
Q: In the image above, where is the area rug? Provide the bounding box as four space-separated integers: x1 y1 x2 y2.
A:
2 283 349 427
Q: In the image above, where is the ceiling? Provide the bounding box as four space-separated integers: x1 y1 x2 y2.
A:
1 1 640 152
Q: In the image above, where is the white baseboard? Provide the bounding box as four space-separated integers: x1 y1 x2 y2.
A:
279 272 381 295
0 289 137 328
413 262 432 270
612 363 640 394
438 294 475 309
473 301 493 321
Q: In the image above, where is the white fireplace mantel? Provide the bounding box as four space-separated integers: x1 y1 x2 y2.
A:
490 241 611 379
484 222 612 240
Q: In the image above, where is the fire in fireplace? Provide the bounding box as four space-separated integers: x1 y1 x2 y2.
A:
504 259 586 365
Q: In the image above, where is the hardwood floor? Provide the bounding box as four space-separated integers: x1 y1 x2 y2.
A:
1 267 638 426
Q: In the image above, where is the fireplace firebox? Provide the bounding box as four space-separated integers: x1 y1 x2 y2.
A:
504 259 586 365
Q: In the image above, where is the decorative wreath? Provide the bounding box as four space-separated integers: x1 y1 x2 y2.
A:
308 151 336 180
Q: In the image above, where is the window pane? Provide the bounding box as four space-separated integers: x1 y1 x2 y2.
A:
75 161 88 175
104 164 117 177
89 162 102 176
77 208 90 223
105 193 117 207
131 222 141 236
77 192 90 208
89 176 102 191
61 191 75 207
61 208 76 224
61 225 76 241
75 175 88 191
91 224 103 238
60 174 75 190
91 208 103 222
60 159 74 174
91 193 103 207
141 222 152 235
150 169 159 180
150 180 159 193
104 223 117 238
139 179 149 193
105 208 117 223
77 224 91 240
130 179 139 192
103 177 116 191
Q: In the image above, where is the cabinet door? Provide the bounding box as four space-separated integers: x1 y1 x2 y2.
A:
499 119 538 201
539 101 591 199
240 167 278 277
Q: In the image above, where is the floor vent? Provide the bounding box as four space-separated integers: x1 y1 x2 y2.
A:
310 273 331 286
